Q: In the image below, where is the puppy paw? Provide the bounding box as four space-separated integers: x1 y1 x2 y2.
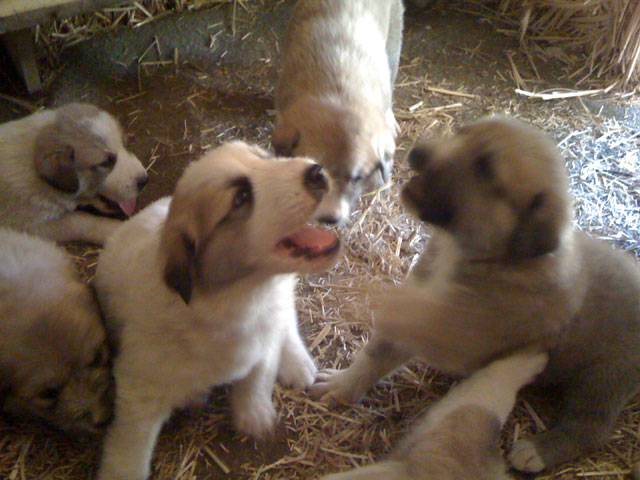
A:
309 368 366 405
509 438 546 473
232 398 276 439
278 349 317 390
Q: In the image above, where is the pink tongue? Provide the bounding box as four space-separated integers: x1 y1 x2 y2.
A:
118 198 137 217
288 225 337 252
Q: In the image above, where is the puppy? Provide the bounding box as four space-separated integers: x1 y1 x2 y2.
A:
0 103 148 244
320 351 548 480
311 116 640 472
0 228 113 432
94 141 341 480
273 0 404 224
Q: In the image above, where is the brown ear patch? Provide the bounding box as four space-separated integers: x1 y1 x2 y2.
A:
507 192 562 259
163 232 196 304
35 147 79 193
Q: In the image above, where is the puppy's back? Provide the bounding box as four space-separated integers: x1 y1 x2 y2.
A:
322 352 547 480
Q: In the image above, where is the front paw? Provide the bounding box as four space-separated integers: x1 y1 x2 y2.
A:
232 397 276 439
309 368 366 405
509 438 546 473
278 348 317 390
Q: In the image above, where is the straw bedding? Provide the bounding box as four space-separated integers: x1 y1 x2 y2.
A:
0 1 638 479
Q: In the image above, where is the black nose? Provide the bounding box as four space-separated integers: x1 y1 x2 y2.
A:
136 175 149 192
303 164 327 192
408 144 432 172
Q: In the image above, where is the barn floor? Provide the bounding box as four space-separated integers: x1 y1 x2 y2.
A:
1 1 639 479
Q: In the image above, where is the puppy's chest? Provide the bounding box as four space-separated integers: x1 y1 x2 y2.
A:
181 294 286 382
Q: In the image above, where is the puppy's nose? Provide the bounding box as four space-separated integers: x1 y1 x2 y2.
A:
303 164 328 193
408 144 432 172
136 174 149 192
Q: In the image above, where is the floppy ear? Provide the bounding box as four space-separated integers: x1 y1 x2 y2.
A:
162 228 196 304
272 121 300 157
507 192 564 259
33 124 79 193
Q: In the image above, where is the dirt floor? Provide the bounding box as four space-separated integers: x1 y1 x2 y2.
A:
1 1 639 479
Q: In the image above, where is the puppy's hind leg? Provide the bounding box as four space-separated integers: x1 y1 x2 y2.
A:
310 334 413 404
509 366 635 473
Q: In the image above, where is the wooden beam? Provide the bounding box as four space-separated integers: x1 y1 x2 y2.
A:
1 28 42 93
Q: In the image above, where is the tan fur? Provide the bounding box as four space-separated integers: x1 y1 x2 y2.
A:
0 228 112 432
94 141 341 480
320 352 547 480
273 0 403 224
0 103 148 244
312 116 640 472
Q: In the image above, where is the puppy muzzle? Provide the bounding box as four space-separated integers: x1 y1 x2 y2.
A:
402 172 455 227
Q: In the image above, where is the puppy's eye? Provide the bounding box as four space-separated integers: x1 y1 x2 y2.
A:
88 345 108 368
38 386 61 404
474 154 493 180
529 192 545 211
101 153 117 169
350 174 364 183
232 182 253 209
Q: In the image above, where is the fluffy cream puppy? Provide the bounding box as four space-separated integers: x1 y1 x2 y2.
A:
320 351 547 480
273 0 404 224
312 116 640 473
0 103 148 244
94 141 341 480
0 228 113 432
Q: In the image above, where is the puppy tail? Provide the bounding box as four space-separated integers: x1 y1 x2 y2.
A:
320 461 406 480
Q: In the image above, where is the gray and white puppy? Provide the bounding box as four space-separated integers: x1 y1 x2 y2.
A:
312 116 640 473
273 0 404 224
0 228 113 432
320 351 548 480
0 103 148 244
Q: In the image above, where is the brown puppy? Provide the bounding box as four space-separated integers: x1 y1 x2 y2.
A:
273 0 404 224
312 116 640 472
0 228 113 432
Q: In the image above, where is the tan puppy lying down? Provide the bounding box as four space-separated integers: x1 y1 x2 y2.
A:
312 116 640 473
0 103 148 244
320 351 547 480
94 141 341 480
0 228 113 432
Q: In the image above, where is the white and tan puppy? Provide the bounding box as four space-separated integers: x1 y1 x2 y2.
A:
94 141 341 480
320 351 548 480
0 103 148 244
273 0 404 224
0 228 113 432
312 116 640 472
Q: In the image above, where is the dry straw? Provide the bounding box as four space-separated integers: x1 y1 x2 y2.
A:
463 0 640 88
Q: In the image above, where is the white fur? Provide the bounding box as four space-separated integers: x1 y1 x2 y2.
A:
95 141 339 480
0 104 147 244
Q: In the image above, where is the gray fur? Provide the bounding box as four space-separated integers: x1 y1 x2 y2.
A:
312 116 640 472
0 103 147 244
